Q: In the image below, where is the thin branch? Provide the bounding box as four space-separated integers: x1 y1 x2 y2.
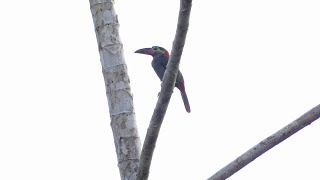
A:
208 104 320 180
136 0 192 180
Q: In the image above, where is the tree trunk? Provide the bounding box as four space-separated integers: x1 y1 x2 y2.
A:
89 1 140 179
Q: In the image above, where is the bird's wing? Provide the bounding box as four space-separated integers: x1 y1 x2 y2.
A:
152 60 167 81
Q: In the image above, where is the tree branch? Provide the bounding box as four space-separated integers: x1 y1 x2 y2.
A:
136 0 192 180
208 104 320 180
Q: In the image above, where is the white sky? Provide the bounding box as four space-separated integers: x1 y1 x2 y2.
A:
1 0 320 179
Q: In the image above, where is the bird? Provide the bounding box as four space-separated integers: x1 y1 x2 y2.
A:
134 46 191 113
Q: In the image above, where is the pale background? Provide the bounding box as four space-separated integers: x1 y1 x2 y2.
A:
1 0 320 179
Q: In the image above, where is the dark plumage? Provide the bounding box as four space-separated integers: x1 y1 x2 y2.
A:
135 46 191 113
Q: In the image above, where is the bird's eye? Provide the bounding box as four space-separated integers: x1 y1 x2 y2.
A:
152 46 158 50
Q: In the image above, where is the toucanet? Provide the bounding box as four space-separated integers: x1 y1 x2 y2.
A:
135 46 191 113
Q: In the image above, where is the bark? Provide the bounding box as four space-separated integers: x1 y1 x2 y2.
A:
136 1 192 180
208 104 320 180
89 1 140 180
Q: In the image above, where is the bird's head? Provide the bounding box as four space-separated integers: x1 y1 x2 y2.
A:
134 46 169 58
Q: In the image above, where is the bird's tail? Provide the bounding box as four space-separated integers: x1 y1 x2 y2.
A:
180 90 191 113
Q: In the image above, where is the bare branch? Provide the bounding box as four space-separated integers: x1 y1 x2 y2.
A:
136 0 192 180
208 104 320 180
89 0 141 179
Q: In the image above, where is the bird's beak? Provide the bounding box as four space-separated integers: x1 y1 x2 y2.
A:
134 48 155 55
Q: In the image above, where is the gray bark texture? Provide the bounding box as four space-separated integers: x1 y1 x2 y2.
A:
208 104 320 180
89 1 141 180
136 1 192 180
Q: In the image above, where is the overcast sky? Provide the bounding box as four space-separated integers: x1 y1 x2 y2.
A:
1 0 320 179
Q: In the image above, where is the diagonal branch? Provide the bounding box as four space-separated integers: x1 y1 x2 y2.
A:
136 0 192 180
208 104 320 180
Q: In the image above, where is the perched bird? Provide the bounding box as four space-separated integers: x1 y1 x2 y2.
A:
134 46 191 113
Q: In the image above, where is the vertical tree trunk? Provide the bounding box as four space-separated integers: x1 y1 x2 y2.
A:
89 1 140 179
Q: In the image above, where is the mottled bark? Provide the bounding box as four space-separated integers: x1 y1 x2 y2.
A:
136 0 193 180
208 104 320 180
89 1 140 179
